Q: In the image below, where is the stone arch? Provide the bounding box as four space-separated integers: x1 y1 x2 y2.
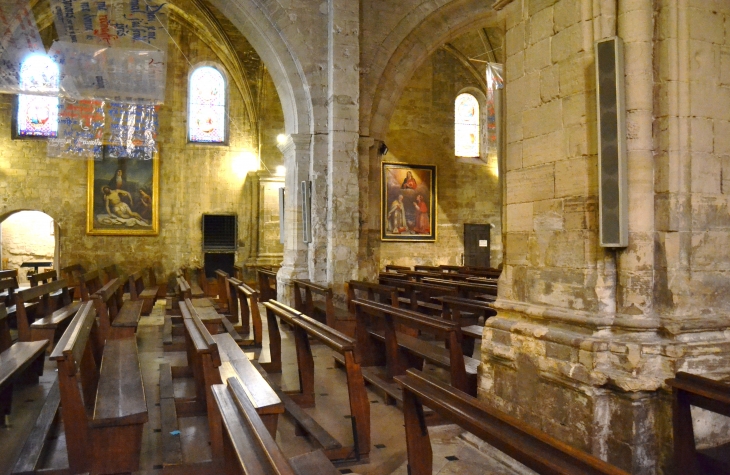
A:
0 210 61 280
208 0 313 135
366 0 501 141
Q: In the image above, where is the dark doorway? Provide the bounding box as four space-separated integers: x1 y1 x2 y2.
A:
204 252 234 279
464 224 491 268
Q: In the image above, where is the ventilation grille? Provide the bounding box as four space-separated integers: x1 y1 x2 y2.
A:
202 214 237 251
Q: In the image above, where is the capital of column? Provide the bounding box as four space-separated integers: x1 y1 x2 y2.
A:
277 133 312 156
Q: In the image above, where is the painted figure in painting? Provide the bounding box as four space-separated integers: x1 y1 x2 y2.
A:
401 171 417 189
108 169 127 190
413 194 430 234
136 189 152 221
388 194 407 233
102 186 148 224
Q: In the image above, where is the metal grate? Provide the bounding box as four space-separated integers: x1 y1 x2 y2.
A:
202 214 236 251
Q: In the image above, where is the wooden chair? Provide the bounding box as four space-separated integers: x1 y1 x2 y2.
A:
211 377 339 475
666 372 730 474
396 368 629 475
264 300 370 462
0 304 48 425
14 279 81 351
50 300 147 474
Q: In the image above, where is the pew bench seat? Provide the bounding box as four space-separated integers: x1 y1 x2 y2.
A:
369 329 479 378
461 324 483 340
92 337 148 427
115 299 144 329
0 340 49 416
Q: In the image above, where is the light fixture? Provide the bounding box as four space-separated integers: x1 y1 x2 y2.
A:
276 134 287 144
275 165 286 176
231 151 258 179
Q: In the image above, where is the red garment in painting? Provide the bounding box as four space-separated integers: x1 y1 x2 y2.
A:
401 176 417 189
413 199 430 234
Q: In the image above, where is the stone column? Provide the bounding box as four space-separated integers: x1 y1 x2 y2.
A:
277 133 312 304
357 136 379 280
325 0 360 294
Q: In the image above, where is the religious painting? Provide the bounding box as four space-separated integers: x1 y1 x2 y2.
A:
381 162 437 242
86 150 159 235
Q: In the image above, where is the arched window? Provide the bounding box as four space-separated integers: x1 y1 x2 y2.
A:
454 93 479 157
188 65 227 143
16 54 59 138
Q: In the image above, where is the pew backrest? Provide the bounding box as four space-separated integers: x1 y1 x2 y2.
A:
15 279 72 340
128 270 145 301
29 269 57 287
79 270 103 301
347 280 398 313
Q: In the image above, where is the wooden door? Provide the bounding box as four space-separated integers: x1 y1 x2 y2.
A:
463 224 491 268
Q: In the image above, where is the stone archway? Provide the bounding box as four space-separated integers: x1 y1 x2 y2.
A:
208 0 313 136
364 0 501 141
0 210 60 283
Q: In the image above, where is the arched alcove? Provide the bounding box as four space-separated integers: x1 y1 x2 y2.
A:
0 210 60 284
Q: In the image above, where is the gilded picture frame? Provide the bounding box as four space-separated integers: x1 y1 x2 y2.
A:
86 151 159 236
381 162 437 242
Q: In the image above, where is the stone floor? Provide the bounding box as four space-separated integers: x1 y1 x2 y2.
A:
0 299 535 475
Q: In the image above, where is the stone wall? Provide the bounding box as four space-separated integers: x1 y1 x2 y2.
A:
0 3 285 283
381 47 503 269
0 211 55 283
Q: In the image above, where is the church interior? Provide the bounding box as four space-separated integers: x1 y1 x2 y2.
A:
1 0 729 474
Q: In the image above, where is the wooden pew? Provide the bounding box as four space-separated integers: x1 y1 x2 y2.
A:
234 282 263 347
396 368 629 475
292 279 355 336
257 268 278 302
0 304 48 424
92 276 143 340
384 264 411 273
233 264 243 280
352 298 478 396
50 300 148 474
15 279 82 351
211 377 339 475
438 296 496 357
185 266 206 298
60 264 85 300
129 267 162 315
176 299 283 460
263 300 370 462
414 265 441 272
379 276 457 317
102 263 118 283
439 265 462 273
666 372 730 474
422 276 498 300
346 280 399 312
216 270 231 312
1 274 37 322
28 269 57 286
79 270 103 301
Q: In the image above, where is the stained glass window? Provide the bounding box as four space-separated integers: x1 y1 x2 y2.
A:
188 66 226 143
454 93 479 157
17 54 59 138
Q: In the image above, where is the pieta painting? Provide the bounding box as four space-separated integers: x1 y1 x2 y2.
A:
381 162 437 241
87 150 159 235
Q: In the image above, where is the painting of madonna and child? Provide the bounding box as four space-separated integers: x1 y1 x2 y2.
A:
381 162 436 241
87 152 159 235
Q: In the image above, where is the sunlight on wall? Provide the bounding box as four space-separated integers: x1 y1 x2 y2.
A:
1 211 55 283
231 151 260 181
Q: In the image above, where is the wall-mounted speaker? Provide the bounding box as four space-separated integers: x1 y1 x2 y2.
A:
300 181 312 243
596 36 628 248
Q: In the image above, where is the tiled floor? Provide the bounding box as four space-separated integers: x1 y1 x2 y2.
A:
0 300 534 475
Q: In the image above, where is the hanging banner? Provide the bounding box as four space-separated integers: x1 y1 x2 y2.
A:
49 0 168 103
50 40 166 103
0 0 45 94
47 98 105 159
486 62 503 161
50 0 168 51
107 102 158 159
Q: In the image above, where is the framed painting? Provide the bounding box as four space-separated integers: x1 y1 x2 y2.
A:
86 150 159 235
381 162 437 241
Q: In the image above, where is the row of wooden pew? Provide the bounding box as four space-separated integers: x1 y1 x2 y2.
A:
7 263 163 475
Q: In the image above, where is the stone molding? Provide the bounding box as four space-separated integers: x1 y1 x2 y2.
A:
491 0 516 11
